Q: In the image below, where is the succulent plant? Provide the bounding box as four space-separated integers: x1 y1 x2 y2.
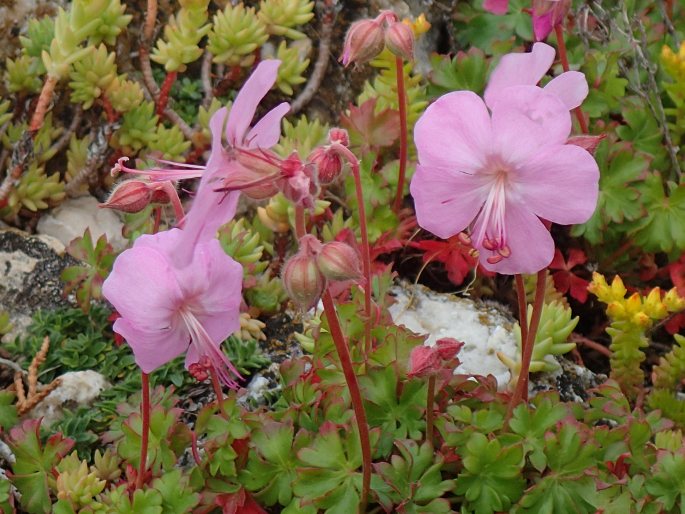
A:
112 101 159 152
148 124 191 161
274 114 329 157
68 44 117 109
0 311 12 336
2 113 61 162
4 55 42 94
82 0 132 46
245 272 288 315
42 8 93 80
64 135 90 195
0 162 65 218
498 301 578 382
105 75 145 113
91 448 122 482
20 16 55 69
258 0 315 40
208 4 268 67
151 0 211 72
218 218 268 274
56 458 107 509
0 100 12 128
274 40 309 95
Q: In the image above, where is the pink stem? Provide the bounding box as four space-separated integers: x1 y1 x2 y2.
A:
136 372 150 490
507 269 547 418
210 366 225 411
515 274 529 349
392 56 409 212
321 289 372 512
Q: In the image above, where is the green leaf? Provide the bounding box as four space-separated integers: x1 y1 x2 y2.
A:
645 452 685 510
428 49 489 97
630 177 685 254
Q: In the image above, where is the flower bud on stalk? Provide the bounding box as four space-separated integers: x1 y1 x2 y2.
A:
384 20 415 61
282 235 325 311
317 241 362 281
308 146 344 185
340 18 385 67
101 179 171 213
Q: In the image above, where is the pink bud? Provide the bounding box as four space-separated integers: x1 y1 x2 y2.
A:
408 346 441 378
101 179 157 213
317 241 362 281
566 134 605 155
340 18 385 67
308 147 344 185
435 338 464 360
532 0 570 41
328 128 349 147
384 21 414 61
282 235 325 311
279 153 319 208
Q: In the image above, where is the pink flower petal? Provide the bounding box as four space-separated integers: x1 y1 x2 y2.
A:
209 107 228 152
103 242 184 326
491 86 571 157
114 317 189 373
484 42 556 108
532 11 554 41
226 60 281 146
246 102 290 149
544 71 589 110
410 163 485 240
414 91 492 173
483 0 509 14
516 144 599 224
474 201 555 274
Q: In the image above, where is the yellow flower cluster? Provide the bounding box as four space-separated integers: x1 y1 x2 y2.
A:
403 13 431 37
661 43 685 81
589 272 685 327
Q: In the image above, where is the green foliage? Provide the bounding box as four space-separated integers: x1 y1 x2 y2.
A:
68 44 117 109
105 75 145 113
224 336 270 375
151 0 211 72
0 162 65 219
258 0 314 40
218 218 268 275
274 40 309 95
208 4 268 67
20 16 55 68
60 228 116 314
580 50 628 118
0 310 12 336
428 49 490 97
148 123 191 161
4 55 42 93
112 101 159 152
275 114 329 157
648 335 685 426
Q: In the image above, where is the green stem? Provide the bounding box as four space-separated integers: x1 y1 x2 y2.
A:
507 269 547 417
426 375 436 448
392 56 409 212
137 372 150 490
321 289 372 512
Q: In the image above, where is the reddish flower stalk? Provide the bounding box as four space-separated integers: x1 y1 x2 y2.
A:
507 269 547 418
426 375 436 447
29 75 59 132
157 72 178 116
136 372 150 490
393 56 409 212
321 289 372 513
555 24 588 134
332 144 373 354
515 274 529 347
210 366 225 410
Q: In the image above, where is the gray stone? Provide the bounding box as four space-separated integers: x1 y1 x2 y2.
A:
36 196 127 252
0 229 76 341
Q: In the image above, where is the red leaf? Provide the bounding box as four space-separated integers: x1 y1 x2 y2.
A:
550 248 589 303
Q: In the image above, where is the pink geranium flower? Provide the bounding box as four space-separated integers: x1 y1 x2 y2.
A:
409 86 599 274
485 42 587 111
483 0 569 41
102 229 243 387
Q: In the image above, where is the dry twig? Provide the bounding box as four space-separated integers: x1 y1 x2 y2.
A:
13 337 61 416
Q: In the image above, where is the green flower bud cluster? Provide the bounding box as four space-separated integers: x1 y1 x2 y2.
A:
0 162 65 218
499 301 578 381
42 8 93 79
208 4 268 67
274 114 329 157
152 0 211 72
274 40 309 95
148 124 191 161
258 0 315 40
56 459 107 509
112 102 159 153
218 218 268 275
68 44 117 109
105 76 145 113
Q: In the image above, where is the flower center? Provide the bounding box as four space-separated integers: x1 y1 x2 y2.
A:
474 160 513 265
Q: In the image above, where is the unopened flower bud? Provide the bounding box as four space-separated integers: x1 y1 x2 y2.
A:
408 345 440 378
317 241 362 281
282 236 325 311
435 338 464 360
328 128 349 147
384 21 414 61
100 180 156 213
340 18 385 67
309 147 344 185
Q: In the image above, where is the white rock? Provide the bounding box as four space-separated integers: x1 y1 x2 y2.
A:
37 196 126 251
29 370 109 426
388 284 518 387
